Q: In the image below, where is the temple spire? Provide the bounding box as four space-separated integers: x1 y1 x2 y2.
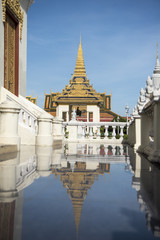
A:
154 41 160 74
73 37 87 78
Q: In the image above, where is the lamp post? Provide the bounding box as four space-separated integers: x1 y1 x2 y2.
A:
125 104 129 135
117 116 119 134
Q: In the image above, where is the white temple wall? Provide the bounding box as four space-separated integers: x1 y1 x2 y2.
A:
19 2 28 97
87 105 100 122
56 105 69 122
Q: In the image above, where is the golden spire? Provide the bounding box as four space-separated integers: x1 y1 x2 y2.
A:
73 36 87 78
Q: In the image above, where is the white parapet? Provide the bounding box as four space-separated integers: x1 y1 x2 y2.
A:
0 101 20 150
52 117 63 140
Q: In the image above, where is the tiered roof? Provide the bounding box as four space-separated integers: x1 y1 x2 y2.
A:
51 38 105 105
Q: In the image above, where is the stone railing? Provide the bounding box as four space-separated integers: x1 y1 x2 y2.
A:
62 121 127 142
0 87 41 133
0 87 63 147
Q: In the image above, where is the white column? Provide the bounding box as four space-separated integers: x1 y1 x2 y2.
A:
120 126 124 139
0 101 20 150
150 102 160 162
89 127 93 139
67 111 69 122
67 125 78 141
87 111 89 122
97 126 101 139
36 112 53 146
62 125 65 138
81 126 85 139
52 117 63 141
134 116 141 150
112 126 116 139
105 125 108 139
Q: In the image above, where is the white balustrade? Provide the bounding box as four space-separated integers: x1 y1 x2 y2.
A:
89 127 93 139
105 125 109 139
62 121 126 142
112 126 116 139
97 126 101 139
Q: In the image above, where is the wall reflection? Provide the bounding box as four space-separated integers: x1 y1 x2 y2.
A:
129 147 160 237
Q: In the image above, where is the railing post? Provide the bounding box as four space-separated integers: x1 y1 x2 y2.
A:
81 126 85 139
105 125 108 139
97 126 100 139
0 101 20 150
36 112 53 146
62 125 65 138
120 126 124 139
89 127 93 139
52 117 63 141
112 126 116 139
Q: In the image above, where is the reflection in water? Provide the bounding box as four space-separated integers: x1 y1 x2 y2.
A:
0 144 160 239
129 147 160 238
52 161 110 234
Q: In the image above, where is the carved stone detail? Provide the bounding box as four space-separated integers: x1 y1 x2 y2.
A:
2 0 24 40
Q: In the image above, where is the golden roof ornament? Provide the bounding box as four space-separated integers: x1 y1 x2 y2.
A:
72 36 87 78
2 0 24 40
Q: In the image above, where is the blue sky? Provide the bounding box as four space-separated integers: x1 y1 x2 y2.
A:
27 0 160 116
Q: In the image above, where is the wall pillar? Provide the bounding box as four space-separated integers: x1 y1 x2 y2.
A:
52 117 63 141
134 116 141 150
36 112 53 146
0 101 20 150
138 113 150 154
149 102 160 162
67 125 78 141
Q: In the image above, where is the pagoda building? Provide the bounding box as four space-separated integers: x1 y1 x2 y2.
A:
44 38 118 122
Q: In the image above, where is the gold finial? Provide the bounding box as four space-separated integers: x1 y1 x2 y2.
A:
80 33 81 44
157 41 159 59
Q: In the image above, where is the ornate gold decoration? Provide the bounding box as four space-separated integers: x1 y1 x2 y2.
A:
4 13 16 94
2 0 24 40
26 95 37 104
72 36 87 78
44 38 113 116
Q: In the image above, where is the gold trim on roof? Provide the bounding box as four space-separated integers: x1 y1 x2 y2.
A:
2 0 24 40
